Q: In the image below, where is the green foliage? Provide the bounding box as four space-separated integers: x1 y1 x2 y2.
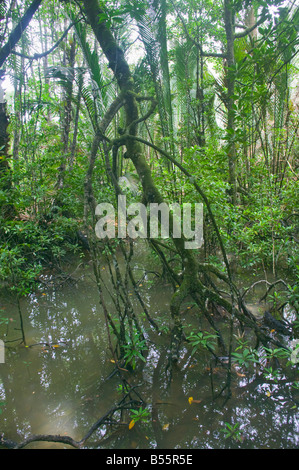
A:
220 422 243 443
231 334 297 379
186 330 218 355
129 406 150 425
263 346 290 362
263 367 283 383
232 347 257 368
0 316 9 326
0 401 6 416
123 332 147 370
0 211 81 296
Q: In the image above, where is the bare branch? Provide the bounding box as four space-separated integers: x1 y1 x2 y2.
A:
0 397 142 449
234 13 269 39
11 17 83 61
0 0 43 68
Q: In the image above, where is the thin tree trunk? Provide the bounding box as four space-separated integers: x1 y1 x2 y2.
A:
57 33 76 192
224 0 237 205
0 97 15 218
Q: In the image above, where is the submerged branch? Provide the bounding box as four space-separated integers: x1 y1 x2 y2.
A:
0 393 143 449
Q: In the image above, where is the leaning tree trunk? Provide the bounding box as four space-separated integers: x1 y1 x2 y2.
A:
81 0 204 362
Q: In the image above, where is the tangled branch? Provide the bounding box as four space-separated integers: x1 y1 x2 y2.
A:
0 391 143 449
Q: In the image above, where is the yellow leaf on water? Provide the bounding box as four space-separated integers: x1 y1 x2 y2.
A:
53 344 59 348
162 423 170 431
266 391 271 397
188 397 194 405
236 371 246 377
129 420 135 430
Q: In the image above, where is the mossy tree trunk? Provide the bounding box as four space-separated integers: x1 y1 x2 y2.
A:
82 0 204 361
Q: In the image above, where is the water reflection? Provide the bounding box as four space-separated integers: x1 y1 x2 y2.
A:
0 246 298 449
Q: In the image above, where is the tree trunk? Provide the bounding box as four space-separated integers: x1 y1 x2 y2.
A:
224 0 237 205
56 33 76 192
0 97 14 218
81 0 202 362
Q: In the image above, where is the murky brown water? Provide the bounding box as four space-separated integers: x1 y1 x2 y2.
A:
0 242 298 449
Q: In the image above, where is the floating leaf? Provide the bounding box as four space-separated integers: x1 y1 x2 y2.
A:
236 371 246 377
266 391 271 397
129 419 135 430
188 397 194 405
162 423 170 431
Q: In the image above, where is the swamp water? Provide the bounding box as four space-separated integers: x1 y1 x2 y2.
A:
0 242 298 449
